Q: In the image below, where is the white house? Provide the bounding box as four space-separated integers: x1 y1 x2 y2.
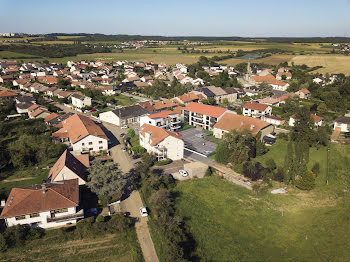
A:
52 114 108 153
49 150 89 185
0 179 83 229
262 115 286 126
243 102 272 118
334 116 350 132
289 114 324 127
99 105 147 126
71 93 92 109
140 110 181 132
139 124 184 160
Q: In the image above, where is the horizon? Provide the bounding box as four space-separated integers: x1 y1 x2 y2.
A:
2 0 350 37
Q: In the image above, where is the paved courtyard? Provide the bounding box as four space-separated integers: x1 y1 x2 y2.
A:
179 128 217 156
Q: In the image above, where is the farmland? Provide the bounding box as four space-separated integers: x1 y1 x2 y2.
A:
291 54 350 75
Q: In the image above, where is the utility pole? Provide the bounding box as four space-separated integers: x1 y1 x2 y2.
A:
326 146 330 185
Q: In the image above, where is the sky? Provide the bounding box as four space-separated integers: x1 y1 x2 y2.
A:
1 0 350 37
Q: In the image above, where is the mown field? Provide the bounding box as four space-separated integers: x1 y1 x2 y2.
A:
0 230 143 262
291 55 350 75
174 142 350 261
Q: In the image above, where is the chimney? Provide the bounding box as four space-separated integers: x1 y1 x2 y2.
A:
42 184 47 194
250 124 255 130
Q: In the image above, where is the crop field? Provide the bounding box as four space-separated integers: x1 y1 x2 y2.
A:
0 50 38 59
291 55 350 75
221 54 296 66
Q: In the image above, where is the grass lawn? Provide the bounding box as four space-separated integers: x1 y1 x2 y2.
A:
1 229 144 262
174 142 350 261
0 51 38 59
115 94 137 107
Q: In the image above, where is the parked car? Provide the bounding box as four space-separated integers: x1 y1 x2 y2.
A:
90 108 97 112
179 170 188 177
95 120 101 124
132 154 140 159
195 133 204 138
120 133 125 137
134 161 142 166
203 150 213 155
184 142 192 147
85 208 98 217
121 125 128 129
122 147 127 152
139 207 148 217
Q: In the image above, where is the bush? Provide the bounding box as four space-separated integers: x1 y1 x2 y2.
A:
0 233 7 252
311 162 321 176
205 166 213 177
96 215 105 223
277 132 289 141
154 158 172 166
273 168 284 182
107 214 131 233
295 170 316 190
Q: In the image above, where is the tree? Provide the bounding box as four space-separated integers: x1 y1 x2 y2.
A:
220 98 230 108
311 162 321 176
215 143 230 164
127 128 136 138
283 141 294 184
265 158 277 172
0 233 7 252
87 160 128 202
295 170 316 190
291 106 315 145
317 103 327 115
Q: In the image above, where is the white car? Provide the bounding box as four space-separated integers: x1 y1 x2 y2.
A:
121 125 128 129
122 147 127 152
195 133 204 138
139 207 148 217
179 170 188 177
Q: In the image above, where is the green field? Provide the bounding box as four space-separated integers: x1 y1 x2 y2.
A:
174 142 350 261
0 51 38 59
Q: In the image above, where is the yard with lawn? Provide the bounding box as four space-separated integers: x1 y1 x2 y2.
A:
174 141 350 261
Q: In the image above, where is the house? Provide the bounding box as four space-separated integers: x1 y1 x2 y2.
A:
139 124 184 161
333 116 350 132
49 150 89 185
252 75 290 91
289 114 323 127
29 108 50 119
0 179 83 229
0 90 17 99
262 115 286 126
197 86 237 104
213 113 274 139
295 88 311 100
152 99 180 111
276 71 292 81
183 102 229 130
99 105 147 126
257 97 280 107
243 102 272 118
71 93 92 109
57 90 73 99
15 95 35 104
0 75 15 83
52 114 108 153
45 86 59 97
173 92 200 104
16 102 34 114
140 110 181 132
44 113 59 124
47 112 74 127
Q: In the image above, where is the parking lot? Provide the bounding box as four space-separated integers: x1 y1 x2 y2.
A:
179 128 217 156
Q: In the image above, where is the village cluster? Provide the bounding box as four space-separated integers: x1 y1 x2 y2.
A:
0 57 349 230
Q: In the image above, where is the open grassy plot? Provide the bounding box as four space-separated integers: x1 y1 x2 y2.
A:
115 94 138 107
175 175 350 261
0 51 38 59
291 55 350 75
0 230 144 262
174 142 350 261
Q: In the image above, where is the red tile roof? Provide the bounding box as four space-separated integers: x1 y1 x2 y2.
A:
0 90 17 97
183 102 227 118
300 88 310 94
147 110 177 120
140 123 182 146
243 102 269 111
0 179 79 218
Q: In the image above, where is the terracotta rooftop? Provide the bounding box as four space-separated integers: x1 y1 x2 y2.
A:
53 114 108 144
214 113 271 135
175 92 199 103
243 102 269 111
183 102 227 118
44 113 59 123
140 123 182 146
0 179 79 218
0 90 17 97
299 88 310 94
49 150 88 182
147 110 177 120
153 99 179 110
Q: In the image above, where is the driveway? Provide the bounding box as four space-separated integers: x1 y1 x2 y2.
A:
180 128 217 156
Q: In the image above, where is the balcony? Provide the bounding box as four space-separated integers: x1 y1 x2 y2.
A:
170 125 181 130
47 209 84 223
192 115 203 121
170 119 181 124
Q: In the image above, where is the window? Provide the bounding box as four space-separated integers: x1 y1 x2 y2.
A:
88 142 93 145
29 213 40 218
89 148 93 151
54 208 68 214
99 141 103 144
82 143 85 146
15 215 26 220
99 146 103 149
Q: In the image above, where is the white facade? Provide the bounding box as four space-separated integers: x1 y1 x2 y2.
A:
5 207 82 229
71 95 92 109
289 117 323 127
334 122 349 132
139 133 184 161
72 134 108 153
99 111 121 126
271 83 289 91
139 114 181 132
262 116 285 126
243 106 272 118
